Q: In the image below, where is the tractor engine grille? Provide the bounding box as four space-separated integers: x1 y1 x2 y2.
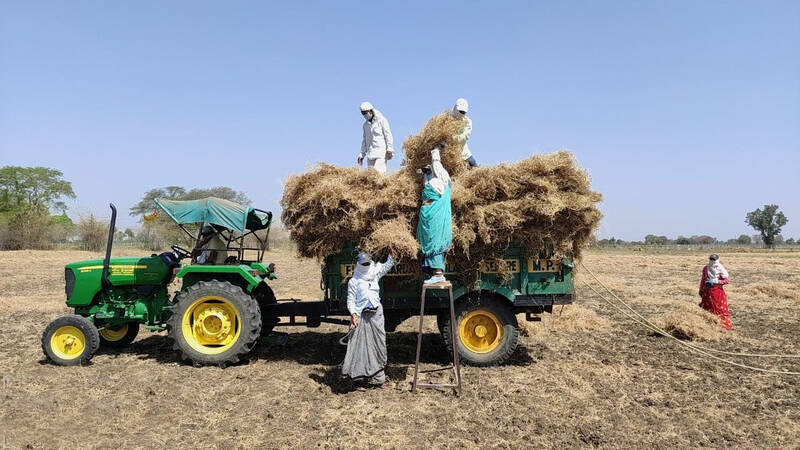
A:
65 268 75 300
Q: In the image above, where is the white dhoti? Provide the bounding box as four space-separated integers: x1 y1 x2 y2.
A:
367 157 387 174
342 305 387 384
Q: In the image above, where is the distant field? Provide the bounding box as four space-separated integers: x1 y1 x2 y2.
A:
0 248 798 448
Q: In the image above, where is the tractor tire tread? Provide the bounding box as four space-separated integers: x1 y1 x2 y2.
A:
41 315 101 366
98 323 140 348
166 280 261 367
441 295 519 367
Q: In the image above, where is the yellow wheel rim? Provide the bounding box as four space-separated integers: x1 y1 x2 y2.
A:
181 296 241 355
459 309 503 354
50 326 86 360
100 324 129 341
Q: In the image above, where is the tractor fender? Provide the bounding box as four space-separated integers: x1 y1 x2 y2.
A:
177 265 262 293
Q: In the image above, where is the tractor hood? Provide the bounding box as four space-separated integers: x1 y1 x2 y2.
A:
65 256 175 307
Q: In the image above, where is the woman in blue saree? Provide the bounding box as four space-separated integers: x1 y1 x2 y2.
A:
416 147 452 284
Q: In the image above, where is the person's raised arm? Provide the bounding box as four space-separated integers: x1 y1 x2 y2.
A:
373 255 395 280
457 117 472 142
430 148 450 184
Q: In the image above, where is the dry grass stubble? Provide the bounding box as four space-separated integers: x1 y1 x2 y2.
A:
0 249 799 448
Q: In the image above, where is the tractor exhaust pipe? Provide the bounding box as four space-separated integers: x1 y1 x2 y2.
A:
101 203 117 289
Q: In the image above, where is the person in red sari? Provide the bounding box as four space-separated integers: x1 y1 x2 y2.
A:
699 254 731 330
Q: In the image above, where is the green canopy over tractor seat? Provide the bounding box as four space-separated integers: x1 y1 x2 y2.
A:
154 197 271 233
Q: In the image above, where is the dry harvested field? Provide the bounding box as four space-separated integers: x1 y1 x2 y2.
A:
1 248 799 448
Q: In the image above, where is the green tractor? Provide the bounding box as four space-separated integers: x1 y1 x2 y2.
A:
41 197 278 367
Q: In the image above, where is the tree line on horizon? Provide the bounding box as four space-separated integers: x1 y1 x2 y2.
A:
596 232 797 248
0 165 793 251
0 166 250 251
597 205 792 248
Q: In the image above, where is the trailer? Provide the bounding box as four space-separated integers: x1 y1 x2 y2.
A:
266 243 574 366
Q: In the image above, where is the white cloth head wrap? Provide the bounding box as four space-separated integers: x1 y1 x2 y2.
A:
707 259 729 281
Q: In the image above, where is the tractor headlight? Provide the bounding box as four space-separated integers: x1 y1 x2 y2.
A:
65 268 75 300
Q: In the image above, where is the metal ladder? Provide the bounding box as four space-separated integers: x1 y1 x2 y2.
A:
411 281 462 395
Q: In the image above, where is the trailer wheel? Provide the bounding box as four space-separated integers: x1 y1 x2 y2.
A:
167 280 261 367
441 296 519 366
42 315 100 366
98 323 140 348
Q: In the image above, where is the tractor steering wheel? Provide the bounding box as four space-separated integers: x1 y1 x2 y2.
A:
171 245 192 260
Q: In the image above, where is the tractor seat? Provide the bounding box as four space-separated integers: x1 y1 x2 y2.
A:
159 251 181 270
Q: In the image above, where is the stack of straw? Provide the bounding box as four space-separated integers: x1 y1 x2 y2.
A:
280 112 602 281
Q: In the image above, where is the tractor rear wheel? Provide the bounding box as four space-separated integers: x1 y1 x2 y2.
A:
441 296 519 366
98 323 140 348
42 315 100 366
167 280 261 367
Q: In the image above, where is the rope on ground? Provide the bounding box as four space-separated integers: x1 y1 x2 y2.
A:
580 262 800 359
578 262 800 375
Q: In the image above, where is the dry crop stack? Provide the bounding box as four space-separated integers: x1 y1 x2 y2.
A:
281 113 603 281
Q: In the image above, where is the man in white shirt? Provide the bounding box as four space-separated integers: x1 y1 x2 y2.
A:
341 251 395 387
357 101 394 174
452 98 477 168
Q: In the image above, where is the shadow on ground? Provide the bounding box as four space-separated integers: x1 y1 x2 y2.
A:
89 330 537 368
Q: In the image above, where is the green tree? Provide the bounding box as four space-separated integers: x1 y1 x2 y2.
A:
47 214 75 244
736 234 751 245
675 236 691 245
129 186 187 217
644 234 669 245
0 166 75 213
2 208 50 249
745 205 788 248
690 235 716 245
0 166 76 249
129 185 251 250
129 186 250 218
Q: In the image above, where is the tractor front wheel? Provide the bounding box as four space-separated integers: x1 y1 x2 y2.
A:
41 315 101 366
98 323 140 348
441 296 519 366
167 280 261 367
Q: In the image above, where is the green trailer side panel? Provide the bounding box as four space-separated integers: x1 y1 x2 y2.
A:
322 242 573 308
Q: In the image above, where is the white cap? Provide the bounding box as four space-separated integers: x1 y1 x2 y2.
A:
357 252 372 264
360 101 374 112
454 98 468 113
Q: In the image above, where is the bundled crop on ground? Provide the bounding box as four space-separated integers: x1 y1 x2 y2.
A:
651 304 726 341
281 113 603 281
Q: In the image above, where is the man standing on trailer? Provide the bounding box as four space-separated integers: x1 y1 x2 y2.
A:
451 98 477 168
357 101 394 174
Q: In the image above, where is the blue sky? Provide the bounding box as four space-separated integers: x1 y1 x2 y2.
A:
1 1 798 240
